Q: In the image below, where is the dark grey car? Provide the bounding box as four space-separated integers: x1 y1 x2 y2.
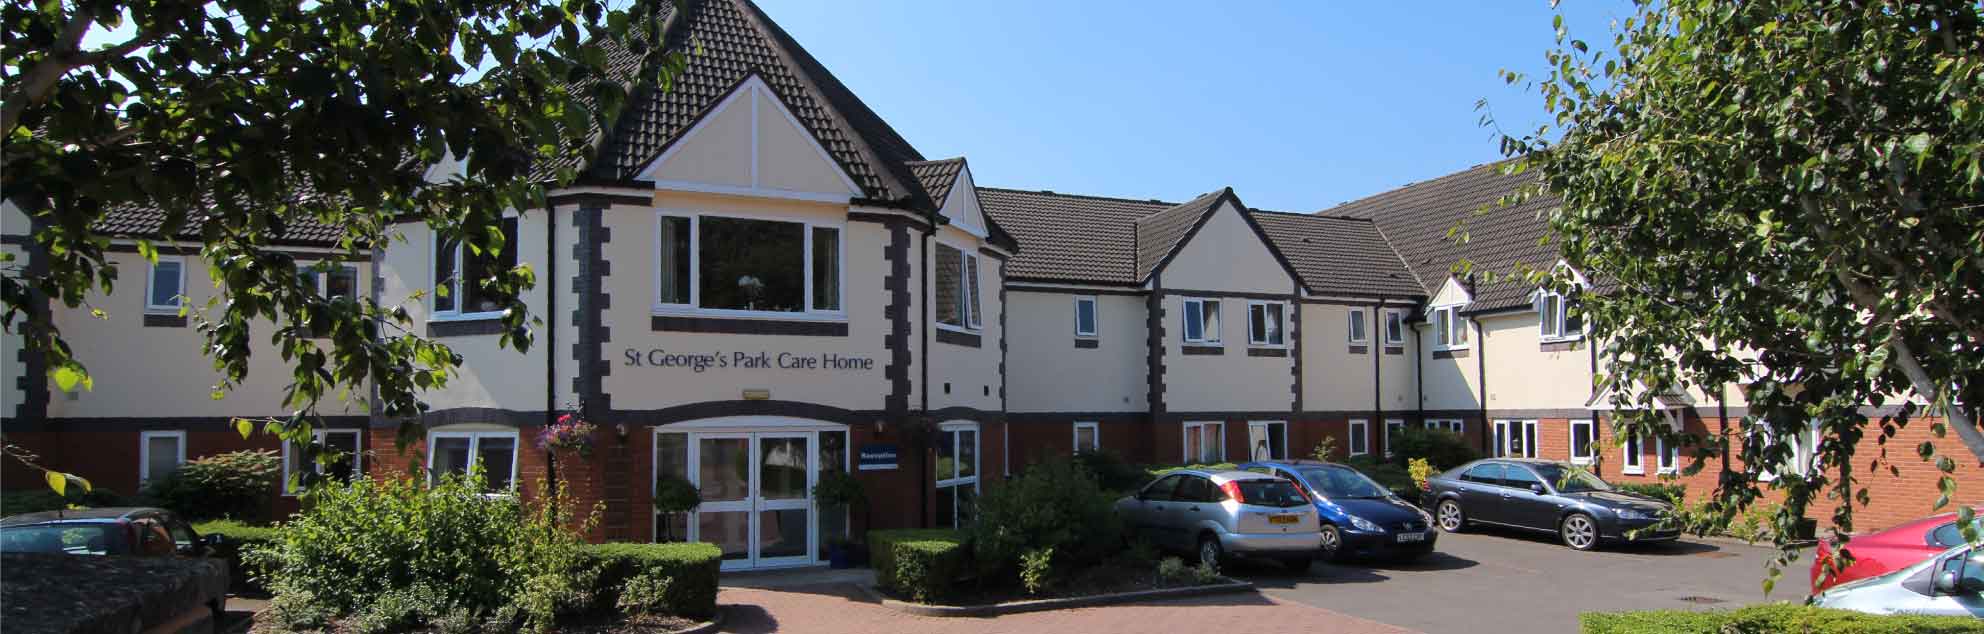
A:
1422 459 1677 551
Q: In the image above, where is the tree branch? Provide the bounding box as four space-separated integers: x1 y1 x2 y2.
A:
1 13 157 136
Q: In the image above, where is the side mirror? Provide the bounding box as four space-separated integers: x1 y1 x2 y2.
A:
1529 483 1546 495
1936 571 1960 595
202 534 227 549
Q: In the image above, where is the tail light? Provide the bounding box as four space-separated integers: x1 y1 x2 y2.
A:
1220 480 1245 503
1419 479 1432 491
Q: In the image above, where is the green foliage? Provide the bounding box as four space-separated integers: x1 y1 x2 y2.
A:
969 459 1123 585
1155 557 1191 584
255 474 596 632
582 542 722 619
145 449 281 521
652 474 703 515
1072 449 1151 493
1310 436 1339 463
1386 427 1479 470
1018 547 1055 595
810 470 866 510
0 487 129 516
1580 604 1984 634
1345 456 1419 500
868 529 967 603
1407 458 1434 492
193 519 281 594
1612 482 1686 506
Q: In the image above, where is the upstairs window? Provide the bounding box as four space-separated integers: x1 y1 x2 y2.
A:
434 217 519 318
935 243 980 330
1074 296 1098 338
1182 298 1221 345
1347 308 1368 344
146 258 186 314
300 264 360 302
1433 305 1469 349
1538 290 1583 341
655 213 843 315
1383 309 1406 345
1248 301 1286 346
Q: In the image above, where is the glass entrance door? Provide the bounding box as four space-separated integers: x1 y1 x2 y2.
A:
685 432 816 570
754 433 812 567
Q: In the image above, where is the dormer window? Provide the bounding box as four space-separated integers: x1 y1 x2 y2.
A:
935 243 981 331
1538 290 1583 341
1432 305 1469 350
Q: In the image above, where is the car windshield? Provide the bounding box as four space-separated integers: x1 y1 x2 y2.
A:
1234 479 1309 508
1298 467 1391 499
0 525 116 555
1531 464 1612 493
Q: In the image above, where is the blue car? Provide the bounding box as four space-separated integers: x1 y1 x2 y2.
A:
1238 460 1438 562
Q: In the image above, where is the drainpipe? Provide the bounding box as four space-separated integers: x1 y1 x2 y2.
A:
1475 316 1489 454
1372 301 1383 439
544 208 559 491
1414 324 1424 428
919 219 934 528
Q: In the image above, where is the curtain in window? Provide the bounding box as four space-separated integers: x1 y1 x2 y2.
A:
659 217 690 305
811 227 839 311
935 245 964 326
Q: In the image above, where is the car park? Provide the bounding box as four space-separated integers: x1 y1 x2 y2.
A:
1240 460 1436 562
1811 543 1984 617
1116 469 1322 569
1423 459 1676 551
1813 511 1982 593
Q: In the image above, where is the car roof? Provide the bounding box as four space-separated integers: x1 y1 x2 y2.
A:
0 507 162 527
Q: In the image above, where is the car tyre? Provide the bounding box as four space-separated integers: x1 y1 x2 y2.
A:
1560 513 1600 551
1197 534 1226 571
1317 524 1344 562
1436 499 1467 533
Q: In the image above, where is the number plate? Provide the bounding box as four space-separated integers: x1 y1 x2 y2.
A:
1396 532 1426 543
1268 514 1300 525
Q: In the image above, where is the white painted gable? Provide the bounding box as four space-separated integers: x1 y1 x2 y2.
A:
1160 199 1295 294
638 75 861 203
1431 276 1473 307
938 164 987 238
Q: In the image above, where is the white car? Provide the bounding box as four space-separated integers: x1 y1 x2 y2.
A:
1811 543 1984 617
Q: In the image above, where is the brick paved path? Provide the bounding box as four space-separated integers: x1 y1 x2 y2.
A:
713 583 1418 634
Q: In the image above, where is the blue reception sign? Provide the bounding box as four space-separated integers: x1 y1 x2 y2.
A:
858 443 899 471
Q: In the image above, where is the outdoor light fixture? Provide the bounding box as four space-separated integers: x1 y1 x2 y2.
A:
742 388 770 401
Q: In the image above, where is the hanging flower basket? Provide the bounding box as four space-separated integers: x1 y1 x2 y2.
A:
538 413 599 457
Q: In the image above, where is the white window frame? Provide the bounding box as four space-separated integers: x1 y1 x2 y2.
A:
1347 419 1370 457
1383 309 1406 345
932 239 981 333
1494 419 1540 458
1569 419 1596 465
1182 421 1224 464
1426 419 1464 434
144 257 187 314
1384 419 1405 458
1432 305 1469 350
936 421 981 526
431 214 520 322
138 430 186 485
299 263 361 301
1346 307 1368 344
1181 298 1222 345
1247 421 1288 461
1073 422 1100 453
1073 296 1098 338
1538 290 1582 342
1247 301 1287 347
1622 432 1645 475
651 210 849 322
281 429 363 496
425 430 521 493
1655 436 1678 474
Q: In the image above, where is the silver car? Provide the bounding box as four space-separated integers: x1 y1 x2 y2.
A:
1116 469 1321 569
1811 543 1984 617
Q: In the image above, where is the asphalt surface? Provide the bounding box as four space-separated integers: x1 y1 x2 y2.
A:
1230 526 1810 634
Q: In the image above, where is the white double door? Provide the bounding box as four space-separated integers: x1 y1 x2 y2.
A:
689 432 817 570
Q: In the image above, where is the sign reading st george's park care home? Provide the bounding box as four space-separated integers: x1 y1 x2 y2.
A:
623 347 877 373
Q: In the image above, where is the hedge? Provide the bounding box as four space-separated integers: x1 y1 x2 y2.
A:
1581 604 1984 634
193 519 282 594
0 488 132 517
583 542 722 619
869 529 966 603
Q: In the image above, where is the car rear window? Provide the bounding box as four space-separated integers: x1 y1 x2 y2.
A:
1235 480 1308 508
0 525 117 555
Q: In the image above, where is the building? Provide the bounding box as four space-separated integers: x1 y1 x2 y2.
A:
3 0 1971 569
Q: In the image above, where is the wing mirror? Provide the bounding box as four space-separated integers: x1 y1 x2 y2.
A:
1936 571 1960 595
1529 483 1546 495
201 533 227 549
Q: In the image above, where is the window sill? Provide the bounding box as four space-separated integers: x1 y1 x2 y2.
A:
1247 347 1288 358
936 328 981 348
1656 469 1678 476
1181 344 1225 356
1431 347 1471 359
1346 344 1368 355
1539 337 1585 352
429 311 506 323
1622 469 1646 476
1571 458 1593 466
428 317 506 337
142 313 187 328
653 306 848 322
934 322 982 335
652 314 848 337
1073 338 1099 349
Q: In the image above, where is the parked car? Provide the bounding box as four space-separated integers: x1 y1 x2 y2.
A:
0 507 223 557
1239 460 1436 562
1811 543 1984 617
1423 459 1677 551
1116 469 1321 569
1812 511 1982 594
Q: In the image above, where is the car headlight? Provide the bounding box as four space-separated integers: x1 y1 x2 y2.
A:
1347 515 1382 532
1617 507 1653 520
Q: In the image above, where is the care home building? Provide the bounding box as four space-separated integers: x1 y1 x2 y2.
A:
3 0 1973 569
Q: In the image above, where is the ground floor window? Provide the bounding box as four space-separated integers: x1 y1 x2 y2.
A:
1655 436 1678 474
1248 421 1287 461
1426 419 1463 434
1073 422 1100 454
1570 419 1595 465
282 429 362 495
1384 420 1405 457
428 430 518 493
1182 421 1223 464
935 422 979 528
1494 420 1539 458
139 430 185 485
1348 419 1369 456
1622 433 1645 475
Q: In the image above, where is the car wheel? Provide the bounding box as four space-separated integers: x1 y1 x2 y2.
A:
1197 534 1226 570
1317 524 1344 562
1436 500 1466 533
1560 513 1600 551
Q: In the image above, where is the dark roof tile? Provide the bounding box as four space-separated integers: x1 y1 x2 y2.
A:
1252 211 1424 298
1133 189 1228 282
977 188 1173 285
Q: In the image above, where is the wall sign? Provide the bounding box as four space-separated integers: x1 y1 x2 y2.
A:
857 443 899 471
623 348 877 374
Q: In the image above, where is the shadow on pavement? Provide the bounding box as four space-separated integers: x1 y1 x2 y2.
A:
715 604 777 634
1351 551 1480 571
1232 560 1394 589
1459 524 1736 557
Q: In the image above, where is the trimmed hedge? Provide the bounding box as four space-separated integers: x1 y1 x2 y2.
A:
0 488 132 517
193 519 282 594
1582 604 1984 634
583 543 722 619
869 529 966 603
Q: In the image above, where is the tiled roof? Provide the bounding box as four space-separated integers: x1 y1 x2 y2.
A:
906 158 965 210
91 193 347 247
1319 160 1561 312
1133 189 1229 282
1252 211 1424 298
977 188 1175 285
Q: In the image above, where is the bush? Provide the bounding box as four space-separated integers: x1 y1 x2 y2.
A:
1072 450 1151 494
145 449 281 521
0 487 131 517
1386 427 1478 470
1346 456 1419 499
1580 604 1984 634
1018 547 1055 595
869 529 966 603
1613 482 1686 505
193 519 281 594
970 459 1123 583
583 542 722 619
255 474 596 633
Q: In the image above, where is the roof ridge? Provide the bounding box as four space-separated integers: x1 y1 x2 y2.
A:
1131 189 1225 226
1249 208 1379 223
1316 158 1529 217
977 186 1179 207
905 156 965 166
1368 221 1428 292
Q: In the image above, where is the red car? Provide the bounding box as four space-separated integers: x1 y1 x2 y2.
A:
1811 512 1978 593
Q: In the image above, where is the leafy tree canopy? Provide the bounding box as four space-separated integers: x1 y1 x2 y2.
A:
1497 0 1982 592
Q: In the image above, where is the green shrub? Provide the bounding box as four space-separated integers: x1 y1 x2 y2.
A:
1613 482 1686 505
255 474 596 633
869 529 966 603
1018 547 1055 595
1580 604 1984 634
0 487 131 517
1072 450 1151 493
145 449 281 521
969 459 1123 582
583 542 722 619
1346 456 1419 499
1386 427 1479 470
193 519 281 594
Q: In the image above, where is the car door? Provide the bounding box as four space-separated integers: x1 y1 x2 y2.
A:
1496 465 1560 531
160 512 200 556
1135 475 1186 548
1457 463 1508 524
1172 476 1219 544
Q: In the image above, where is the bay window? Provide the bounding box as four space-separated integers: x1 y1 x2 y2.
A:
935 243 980 330
434 217 519 318
654 213 843 316
1182 298 1221 345
1248 301 1286 346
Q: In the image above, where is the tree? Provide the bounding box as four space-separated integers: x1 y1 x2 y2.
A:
2 1 684 491
1494 0 1983 592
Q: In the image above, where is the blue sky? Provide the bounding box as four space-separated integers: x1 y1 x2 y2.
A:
758 0 1634 212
